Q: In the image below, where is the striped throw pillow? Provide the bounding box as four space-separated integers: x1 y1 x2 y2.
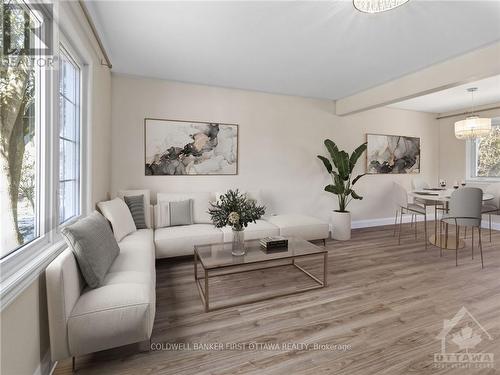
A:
124 195 147 229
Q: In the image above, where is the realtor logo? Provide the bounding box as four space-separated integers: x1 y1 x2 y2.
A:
1 1 53 56
434 307 494 369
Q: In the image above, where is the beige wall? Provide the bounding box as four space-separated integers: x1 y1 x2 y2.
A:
438 114 467 185
0 278 50 375
111 75 439 223
0 2 112 375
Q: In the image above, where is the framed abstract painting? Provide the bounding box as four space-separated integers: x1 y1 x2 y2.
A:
144 118 238 175
366 134 420 174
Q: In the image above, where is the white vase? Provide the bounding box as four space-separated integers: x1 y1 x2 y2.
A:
331 211 351 241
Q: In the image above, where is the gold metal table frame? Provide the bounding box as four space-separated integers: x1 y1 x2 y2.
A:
194 244 328 312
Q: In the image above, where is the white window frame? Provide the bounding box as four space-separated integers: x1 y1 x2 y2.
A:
0 0 56 307
0 4 90 310
57 42 85 226
466 120 500 183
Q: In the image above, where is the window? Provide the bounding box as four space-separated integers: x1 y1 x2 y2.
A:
468 118 500 180
59 47 81 224
1 1 86 261
0 1 41 258
0 0 90 307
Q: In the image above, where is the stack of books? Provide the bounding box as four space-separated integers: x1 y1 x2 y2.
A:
260 236 288 251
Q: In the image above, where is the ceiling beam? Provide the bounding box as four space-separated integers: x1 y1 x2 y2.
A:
335 42 500 116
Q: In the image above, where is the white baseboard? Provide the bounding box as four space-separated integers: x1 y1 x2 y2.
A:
33 350 55 375
481 219 500 231
351 214 424 229
351 215 500 231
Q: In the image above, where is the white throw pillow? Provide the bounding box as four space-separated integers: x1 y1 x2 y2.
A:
97 198 137 242
154 201 171 228
117 189 152 228
157 192 213 224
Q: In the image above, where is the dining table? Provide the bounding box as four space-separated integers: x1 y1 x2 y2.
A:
408 188 494 250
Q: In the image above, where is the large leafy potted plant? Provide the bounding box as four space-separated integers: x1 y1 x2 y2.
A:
209 189 266 256
317 139 367 240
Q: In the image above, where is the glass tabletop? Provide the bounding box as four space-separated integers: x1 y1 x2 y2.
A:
194 238 327 269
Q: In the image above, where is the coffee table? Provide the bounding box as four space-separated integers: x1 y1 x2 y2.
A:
194 238 328 312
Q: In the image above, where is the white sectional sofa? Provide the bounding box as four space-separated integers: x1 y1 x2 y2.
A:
152 191 330 258
46 228 156 361
46 189 329 362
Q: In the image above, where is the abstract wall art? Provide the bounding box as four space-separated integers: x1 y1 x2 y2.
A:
144 118 238 175
366 134 420 174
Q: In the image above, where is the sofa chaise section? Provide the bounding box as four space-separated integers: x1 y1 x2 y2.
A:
265 214 330 242
67 279 154 356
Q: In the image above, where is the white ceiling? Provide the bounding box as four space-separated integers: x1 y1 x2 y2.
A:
85 1 500 100
389 75 500 113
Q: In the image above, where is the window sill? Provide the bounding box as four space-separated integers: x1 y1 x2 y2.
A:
0 240 67 312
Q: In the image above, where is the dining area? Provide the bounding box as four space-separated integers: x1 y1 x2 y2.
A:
393 178 500 268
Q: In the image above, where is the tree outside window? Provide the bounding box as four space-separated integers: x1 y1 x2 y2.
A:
475 123 500 178
1 1 38 257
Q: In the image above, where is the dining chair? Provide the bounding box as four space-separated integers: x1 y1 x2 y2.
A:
411 176 444 236
411 177 428 209
482 183 500 242
392 183 404 237
392 183 415 236
439 187 484 268
394 182 428 249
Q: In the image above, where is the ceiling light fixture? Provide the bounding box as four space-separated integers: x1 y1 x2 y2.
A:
353 0 410 13
454 87 492 140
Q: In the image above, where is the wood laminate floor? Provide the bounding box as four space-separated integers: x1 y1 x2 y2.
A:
54 223 500 375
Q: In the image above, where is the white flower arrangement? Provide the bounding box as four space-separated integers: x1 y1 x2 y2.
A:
228 211 240 225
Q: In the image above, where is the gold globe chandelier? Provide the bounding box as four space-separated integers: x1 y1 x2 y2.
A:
353 0 410 13
454 88 492 140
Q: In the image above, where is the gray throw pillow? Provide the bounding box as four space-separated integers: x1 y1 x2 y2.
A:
169 199 193 226
61 211 120 288
124 194 147 229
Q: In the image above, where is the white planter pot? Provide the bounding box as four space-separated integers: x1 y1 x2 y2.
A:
331 211 351 241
